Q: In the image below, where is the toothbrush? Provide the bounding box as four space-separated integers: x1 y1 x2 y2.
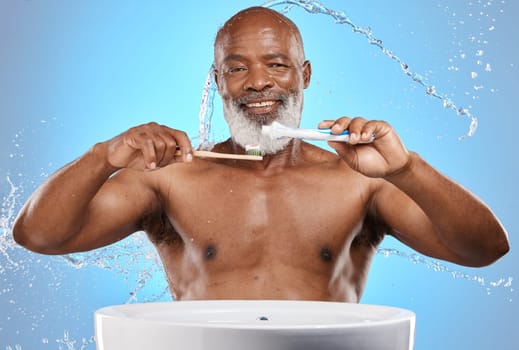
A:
261 121 375 143
174 150 263 161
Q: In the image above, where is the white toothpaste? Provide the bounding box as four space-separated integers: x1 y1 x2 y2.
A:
262 121 374 142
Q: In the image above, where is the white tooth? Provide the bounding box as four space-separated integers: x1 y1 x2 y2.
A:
247 101 275 108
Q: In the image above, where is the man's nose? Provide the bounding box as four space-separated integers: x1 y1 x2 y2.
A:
243 66 274 91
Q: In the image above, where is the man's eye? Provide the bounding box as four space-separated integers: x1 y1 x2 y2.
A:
269 63 289 68
228 67 246 73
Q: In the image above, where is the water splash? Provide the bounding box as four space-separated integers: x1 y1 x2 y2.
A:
198 64 217 150
259 0 479 139
55 331 96 350
0 177 20 269
0 122 169 350
60 231 168 303
5 346 22 350
378 248 514 301
1 176 169 350
6 332 96 350
6 331 97 350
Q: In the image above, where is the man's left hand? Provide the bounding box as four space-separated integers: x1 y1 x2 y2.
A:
318 117 410 178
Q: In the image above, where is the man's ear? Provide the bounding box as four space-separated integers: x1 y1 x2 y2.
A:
213 66 225 95
213 67 220 90
302 60 312 89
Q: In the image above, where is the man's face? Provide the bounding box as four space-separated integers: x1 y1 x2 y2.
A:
214 11 311 154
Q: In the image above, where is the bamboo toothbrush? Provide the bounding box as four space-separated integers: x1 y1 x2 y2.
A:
174 149 263 161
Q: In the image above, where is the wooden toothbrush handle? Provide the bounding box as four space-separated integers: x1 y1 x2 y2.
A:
174 150 263 161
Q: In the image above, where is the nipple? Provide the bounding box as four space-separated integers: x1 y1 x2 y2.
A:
205 244 217 260
320 246 333 262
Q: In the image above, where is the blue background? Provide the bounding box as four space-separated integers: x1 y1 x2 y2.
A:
1 1 517 349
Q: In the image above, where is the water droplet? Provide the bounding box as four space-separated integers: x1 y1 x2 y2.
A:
457 107 468 116
426 86 436 95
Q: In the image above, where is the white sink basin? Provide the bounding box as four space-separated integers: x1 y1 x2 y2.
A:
95 300 415 350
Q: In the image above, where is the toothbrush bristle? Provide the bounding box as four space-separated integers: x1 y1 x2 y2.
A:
246 149 262 156
245 145 262 156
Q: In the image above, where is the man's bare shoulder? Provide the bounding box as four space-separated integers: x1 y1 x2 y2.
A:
298 142 362 174
108 158 215 185
299 142 343 163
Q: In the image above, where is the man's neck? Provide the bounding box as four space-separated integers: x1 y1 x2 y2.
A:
215 138 303 172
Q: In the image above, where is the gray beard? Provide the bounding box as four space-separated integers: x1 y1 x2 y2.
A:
223 92 303 155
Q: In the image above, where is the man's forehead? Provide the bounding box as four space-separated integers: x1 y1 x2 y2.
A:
214 7 305 61
218 26 292 48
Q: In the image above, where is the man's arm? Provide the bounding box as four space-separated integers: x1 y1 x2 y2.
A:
374 153 508 266
13 122 193 254
320 117 509 267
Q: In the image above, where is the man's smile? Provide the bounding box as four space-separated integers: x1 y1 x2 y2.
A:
242 99 280 115
245 100 276 108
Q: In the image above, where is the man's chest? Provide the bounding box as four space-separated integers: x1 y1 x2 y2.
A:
158 167 373 269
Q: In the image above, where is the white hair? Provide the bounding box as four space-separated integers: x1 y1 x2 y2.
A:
222 91 304 155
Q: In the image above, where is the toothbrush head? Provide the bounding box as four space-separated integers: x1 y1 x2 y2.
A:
261 124 273 138
261 121 284 140
245 144 262 156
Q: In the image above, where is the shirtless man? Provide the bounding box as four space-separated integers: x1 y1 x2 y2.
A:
13 7 509 302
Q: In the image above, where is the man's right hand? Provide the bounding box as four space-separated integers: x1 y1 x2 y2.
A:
104 122 193 171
